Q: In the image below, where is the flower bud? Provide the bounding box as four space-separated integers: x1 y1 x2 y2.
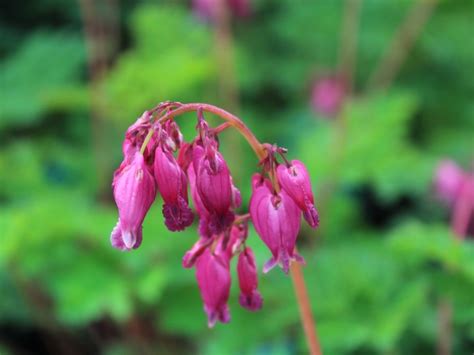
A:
250 179 304 273
154 147 194 231
277 160 319 228
237 247 263 311
111 152 156 250
195 249 231 327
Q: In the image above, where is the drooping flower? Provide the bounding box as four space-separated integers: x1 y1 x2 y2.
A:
195 249 231 327
277 160 319 228
237 247 263 311
194 144 235 234
154 146 194 231
434 160 465 205
311 75 347 117
250 175 304 273
111 152 156 250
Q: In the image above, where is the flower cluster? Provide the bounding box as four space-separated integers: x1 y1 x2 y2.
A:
110 102 319 327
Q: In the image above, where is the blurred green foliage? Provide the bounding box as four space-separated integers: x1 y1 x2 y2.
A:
0 0 472 354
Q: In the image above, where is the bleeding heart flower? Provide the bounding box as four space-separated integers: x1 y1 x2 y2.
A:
250 176 304 273
194 145 235 234
277 160 319 228
154 146 194 231
237 247 263 311
195 249 231 328
111 152 156 250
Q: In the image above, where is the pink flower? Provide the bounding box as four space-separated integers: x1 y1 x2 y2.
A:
194 145 235 234
434 160 465 205
237 247 263 311
154 146 194 231
250 175 304 273
111 152 156 250
187 163 213 238
195 249 231 327
311 75 346 117
277 160 319 228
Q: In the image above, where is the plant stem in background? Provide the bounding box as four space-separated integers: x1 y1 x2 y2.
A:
367 0 438 91
213 0 244 182
437 299 452 355
145 103 322 354
338 0 363 93
314 0 363 228
78 0 118 197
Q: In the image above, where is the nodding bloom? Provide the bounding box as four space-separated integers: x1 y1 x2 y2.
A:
194 144 235 234
187 162 213 238
237 247 263 311
154 146 194 231
250 175 304 274
277 160 319 228
434 160 465 205
311 75 347 117
111 152 156 250
195 249 231 328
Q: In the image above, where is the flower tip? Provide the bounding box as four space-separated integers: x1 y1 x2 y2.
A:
239 291 263 311
122 231 136 249
303 205 320 228
262 258 278 274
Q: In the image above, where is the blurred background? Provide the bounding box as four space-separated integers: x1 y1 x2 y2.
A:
1 0 473 354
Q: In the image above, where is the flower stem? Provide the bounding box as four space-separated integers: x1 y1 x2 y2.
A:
157 103 266 160
141 102 322 354
291 261 323 355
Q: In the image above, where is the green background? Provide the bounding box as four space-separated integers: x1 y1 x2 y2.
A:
1 0 473 354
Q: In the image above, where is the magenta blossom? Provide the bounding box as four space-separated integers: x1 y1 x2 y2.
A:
250 175 304 273
154 146 194 231
111 152 156 250
194 145 235 234
195 249 231 327
237 247 263 311
277 160 319 228
434 160 465 205
311 75 347 117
